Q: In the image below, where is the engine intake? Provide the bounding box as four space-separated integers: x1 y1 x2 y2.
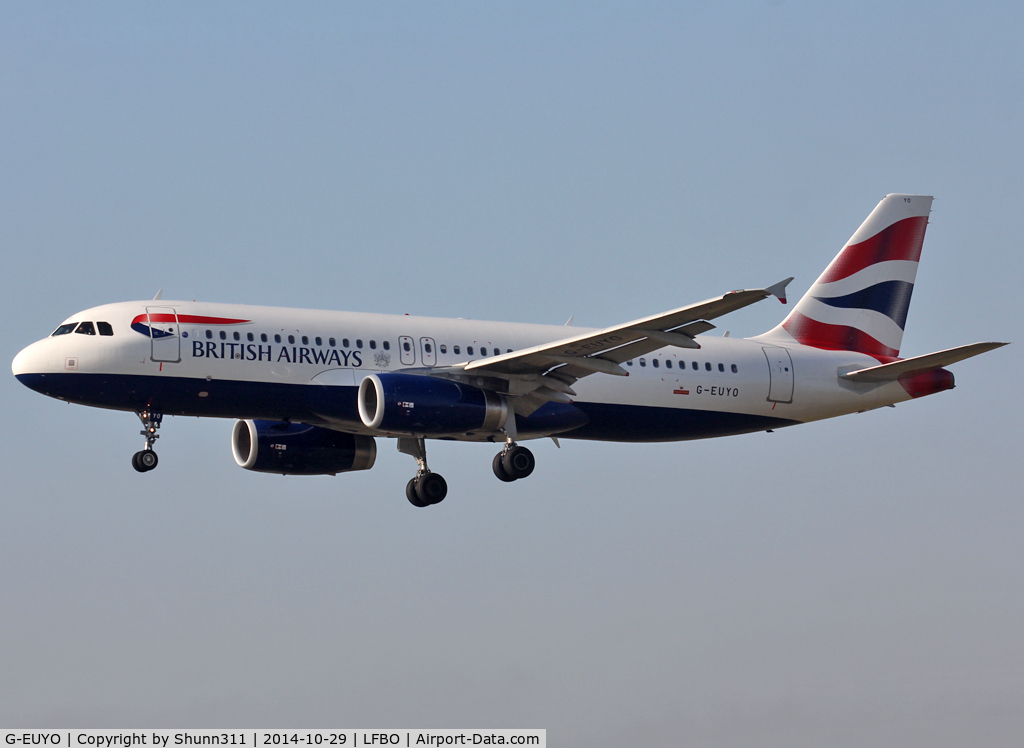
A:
231 419 376 475
357 372 508 435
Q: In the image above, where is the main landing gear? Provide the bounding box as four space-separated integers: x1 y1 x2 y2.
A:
492 410 535 483
398 437 448 508
132 409 162 473
492 443 535 482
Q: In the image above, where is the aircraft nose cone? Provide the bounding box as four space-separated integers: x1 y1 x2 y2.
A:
13 340 63 400
12 340 49 381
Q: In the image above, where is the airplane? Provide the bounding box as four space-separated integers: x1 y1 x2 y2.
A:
12 194 1007 507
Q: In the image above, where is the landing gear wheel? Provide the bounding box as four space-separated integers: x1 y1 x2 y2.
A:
493 452 517 482
406 478 428 507
502 445 535 480
416 472 448 505
133 450 158 472
397 437 448 507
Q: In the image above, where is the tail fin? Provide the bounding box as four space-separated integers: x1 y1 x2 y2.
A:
764 193 932 358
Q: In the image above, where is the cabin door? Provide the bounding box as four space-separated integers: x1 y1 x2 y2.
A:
762 346 794 403
146 306 181 363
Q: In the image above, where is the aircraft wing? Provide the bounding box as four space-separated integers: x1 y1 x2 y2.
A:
431 278 793 412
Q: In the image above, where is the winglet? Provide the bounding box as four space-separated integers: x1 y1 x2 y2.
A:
766 277 793 304
153 289 163 301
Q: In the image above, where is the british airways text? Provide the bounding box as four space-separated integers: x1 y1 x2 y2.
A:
191 341 363 367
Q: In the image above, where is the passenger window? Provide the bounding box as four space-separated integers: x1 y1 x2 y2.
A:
480 348 487 357
234 331 240 341
731 364 738 373
246 332 254 342
639 358 646 367
370 340 377 349
329 338 335 347
220 331 227 340
692 361 698 370
440 345 447 354
383 341 390 350
288 335 295 344
403 341 411 352
494 347 500 356
52 323 78 336
425 343 432 353
302 336 309 345
261 333 268 343
343 338 350 348
627 360 633 366
274 334 282 343
665 359 672 369
705 362 712 371
507 348 512 353
75 321 96 335
97 322 114 336
356 339 363 348
467 346 474 355
653 359 660 368
315 337 322 346
454 345 461 355
206 330 213 339
718 363 724 372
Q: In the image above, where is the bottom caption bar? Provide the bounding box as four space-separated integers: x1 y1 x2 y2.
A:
2 732 545 748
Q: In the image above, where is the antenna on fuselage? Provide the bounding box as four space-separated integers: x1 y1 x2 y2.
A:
153 289 163 300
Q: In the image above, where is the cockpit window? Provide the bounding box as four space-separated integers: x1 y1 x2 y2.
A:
52 323 77 336
74 321 96 335
97 322 114 336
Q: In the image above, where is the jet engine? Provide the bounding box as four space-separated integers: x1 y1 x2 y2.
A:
357 372 507 436
231 419 377 475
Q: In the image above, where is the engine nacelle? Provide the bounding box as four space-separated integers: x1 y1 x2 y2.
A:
357 372 508 436
231 419 376 475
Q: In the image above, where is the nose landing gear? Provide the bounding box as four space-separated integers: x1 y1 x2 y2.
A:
398 436 448 507
132 409 163 473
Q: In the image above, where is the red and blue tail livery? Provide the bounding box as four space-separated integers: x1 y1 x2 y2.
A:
772 194 931 358
12 193 1007 507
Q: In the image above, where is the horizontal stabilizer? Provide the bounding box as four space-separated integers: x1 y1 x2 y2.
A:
840 342 1008 382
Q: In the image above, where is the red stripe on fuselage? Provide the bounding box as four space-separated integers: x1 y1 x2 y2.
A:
818 215 928 284
131 314 251 326
782 311 899 358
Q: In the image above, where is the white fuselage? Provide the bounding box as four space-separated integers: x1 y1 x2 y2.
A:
13 300 916 443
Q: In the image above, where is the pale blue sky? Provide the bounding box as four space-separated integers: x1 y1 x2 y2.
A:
2 3 1022 744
